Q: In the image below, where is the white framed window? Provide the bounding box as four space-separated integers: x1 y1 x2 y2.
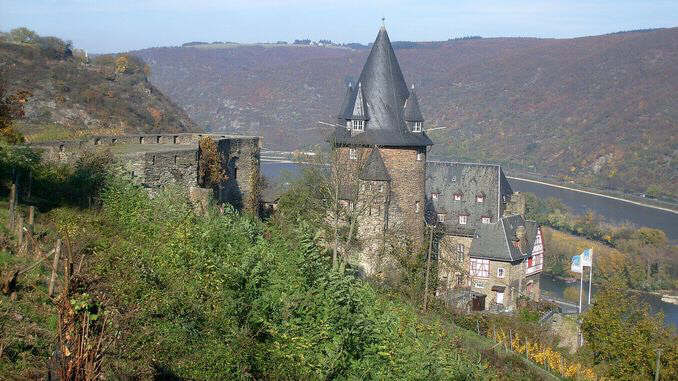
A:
346 121 351 130
431 193 438 200
497 267 505 278
470 258 490 278
437 213 445 223
351 120 364 131
496 291 504 304
481 217 491 224
454 194 462 201
413 121 423 132
417 152 424 161
415 201 420 213
349 148 357 160
473 281 485 289
476 195 484 203
459 215 467 225
451 176 456 182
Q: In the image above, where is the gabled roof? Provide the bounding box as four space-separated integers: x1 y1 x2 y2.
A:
327 26 433 147
403 87 424 122
359 147 391 181
469 215 538 262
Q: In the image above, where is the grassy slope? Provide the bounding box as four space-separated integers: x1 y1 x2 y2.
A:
0 189 554 380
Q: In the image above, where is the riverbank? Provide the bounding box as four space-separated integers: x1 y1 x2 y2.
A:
502 166 678 211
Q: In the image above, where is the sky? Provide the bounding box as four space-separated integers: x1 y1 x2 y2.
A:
2 0 677 53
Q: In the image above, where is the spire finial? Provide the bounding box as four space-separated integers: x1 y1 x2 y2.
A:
381 16 386 28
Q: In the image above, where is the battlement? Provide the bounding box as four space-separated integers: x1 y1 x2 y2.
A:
31 133 262 210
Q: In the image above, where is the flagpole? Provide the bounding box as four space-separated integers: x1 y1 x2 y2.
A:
579 268 583 314
587 250 593 305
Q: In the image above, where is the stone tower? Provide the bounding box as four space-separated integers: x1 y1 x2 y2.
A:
327 26 433 273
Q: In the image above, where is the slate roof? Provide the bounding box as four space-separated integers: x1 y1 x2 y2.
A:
426 161 513 236
403 87 424 122
359 148 391 181
327 26 433 147
469 214 538 262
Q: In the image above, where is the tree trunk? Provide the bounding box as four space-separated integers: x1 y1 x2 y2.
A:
332 180 339 270
424 225 434 311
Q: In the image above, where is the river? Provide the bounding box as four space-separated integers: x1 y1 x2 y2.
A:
541 275 678 329
261 161 678 328
509 178 678 242
262 161 677 241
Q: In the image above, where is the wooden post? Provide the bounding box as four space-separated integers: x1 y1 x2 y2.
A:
8 183 16 229
509 329 513 351
423 225 434 311
16 214 23 248
48 240 61 297
655 349 662 381
28 206 35 231
493 325 496 341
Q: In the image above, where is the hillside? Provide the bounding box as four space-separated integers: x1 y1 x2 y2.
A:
0 33 194 142
132 28 678 199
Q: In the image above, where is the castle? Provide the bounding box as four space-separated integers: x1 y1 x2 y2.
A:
31 26 544 312
327 26 544 311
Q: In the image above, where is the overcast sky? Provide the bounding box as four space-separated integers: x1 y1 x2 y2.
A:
2 0 677 53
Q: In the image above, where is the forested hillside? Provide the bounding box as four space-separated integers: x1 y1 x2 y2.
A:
0 28 195 142
133 28 678 198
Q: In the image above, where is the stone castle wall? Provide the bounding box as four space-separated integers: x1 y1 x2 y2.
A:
31 133 261 209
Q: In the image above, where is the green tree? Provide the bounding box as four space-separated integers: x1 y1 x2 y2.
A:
581 278 678 380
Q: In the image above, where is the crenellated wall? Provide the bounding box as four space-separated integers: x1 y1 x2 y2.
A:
30 133 261 210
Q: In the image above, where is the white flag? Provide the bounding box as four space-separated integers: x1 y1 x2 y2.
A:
581 248 593 267
571 255 583 273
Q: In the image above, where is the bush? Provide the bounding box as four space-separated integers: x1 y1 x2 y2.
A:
80 181 487 379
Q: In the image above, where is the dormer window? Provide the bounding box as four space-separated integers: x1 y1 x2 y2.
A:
459 215 468 225
476 195 485 203
346 121 351 130
437 213 445 223
349 148 357 160
417 152 424 161
431 193 438 200
351 120 364 131
481 216 491 224
413 121 423 132
453 193 462 201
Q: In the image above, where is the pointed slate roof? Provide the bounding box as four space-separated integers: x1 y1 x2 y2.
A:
359 147 391 181
338 83 353 118
404 86 424 122
328 26 433 147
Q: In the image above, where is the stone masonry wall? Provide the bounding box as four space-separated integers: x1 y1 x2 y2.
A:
379 147 427 249
31 133 261 210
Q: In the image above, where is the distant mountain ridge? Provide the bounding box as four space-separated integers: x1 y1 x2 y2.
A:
0 33 195 142
132 27 677 198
